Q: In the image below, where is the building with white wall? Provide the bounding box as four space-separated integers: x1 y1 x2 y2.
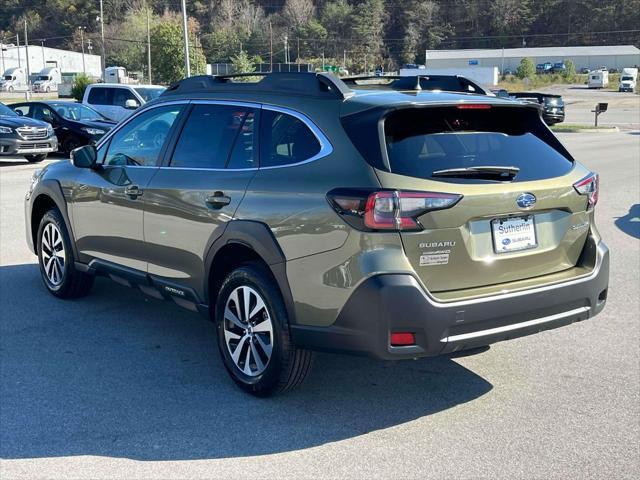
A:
1 44 101 77
424 45 640 73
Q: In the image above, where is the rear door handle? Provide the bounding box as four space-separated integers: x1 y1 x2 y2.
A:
124 185 143 198
205 191 231 209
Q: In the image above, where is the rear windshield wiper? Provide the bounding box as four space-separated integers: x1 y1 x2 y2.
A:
431 166 520 180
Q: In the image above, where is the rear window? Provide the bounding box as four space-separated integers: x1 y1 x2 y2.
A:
134 87 166 102
343 106 574 184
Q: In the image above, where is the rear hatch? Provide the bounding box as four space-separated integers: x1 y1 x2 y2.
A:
342 102 594 295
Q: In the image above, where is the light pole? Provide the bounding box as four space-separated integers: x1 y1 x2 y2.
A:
180 0 190 77
24 20 31 83
78 26 86 74
99 0 105 75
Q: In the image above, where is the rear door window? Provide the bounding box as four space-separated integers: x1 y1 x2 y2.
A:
87 87 112 105
169 104 257 169
259 110 320 167
382 106 574 183
12 105 31 117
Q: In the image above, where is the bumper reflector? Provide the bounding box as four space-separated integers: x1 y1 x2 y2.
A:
390 332 415 346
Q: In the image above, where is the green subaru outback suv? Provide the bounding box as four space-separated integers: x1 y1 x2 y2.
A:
25 73 609 396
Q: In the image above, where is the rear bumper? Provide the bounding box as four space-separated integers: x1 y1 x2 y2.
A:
543 110 565 124
0 136 58 155
291 241 609 360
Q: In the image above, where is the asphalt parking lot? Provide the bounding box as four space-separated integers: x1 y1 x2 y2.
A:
1 132 639 479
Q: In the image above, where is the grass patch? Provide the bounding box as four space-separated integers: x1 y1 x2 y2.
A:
551 124 618 132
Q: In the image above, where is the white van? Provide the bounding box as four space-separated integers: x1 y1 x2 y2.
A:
82 83 166 122
32 67 62 93
588 70 609 89
0 67 28 92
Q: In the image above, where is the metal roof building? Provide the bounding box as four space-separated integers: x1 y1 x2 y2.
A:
424 45 640 72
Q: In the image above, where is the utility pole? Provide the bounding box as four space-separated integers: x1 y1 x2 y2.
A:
24 20 31 82
180 0 190 77
1 41 6 74
41 40 45 68
146 6 152 83
77 27 86 74
16 34 21 68
269 21 273 72
297 36 300 68
284 35 288 64
343 49 346 71
99 0 105 75
322 51 325 69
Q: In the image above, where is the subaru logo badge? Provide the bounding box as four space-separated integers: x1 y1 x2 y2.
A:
516 193 536 209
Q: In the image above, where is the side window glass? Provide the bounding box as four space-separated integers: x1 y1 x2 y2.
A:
103 105 182 167
13 105 31 117
113 89 136 107
227 111 257 169
170 104 255 169
260 110 321 168
87 88 107 105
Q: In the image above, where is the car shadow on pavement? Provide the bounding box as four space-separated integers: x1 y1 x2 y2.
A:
0 263 492 461
614 204 640 239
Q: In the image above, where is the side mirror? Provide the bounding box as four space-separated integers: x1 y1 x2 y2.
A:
71 144 98 169
15 110 23 116
124 99 139 109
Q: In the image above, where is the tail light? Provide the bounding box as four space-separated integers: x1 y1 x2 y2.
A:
327 189 462 232
573 173 599 210
457 104 492 110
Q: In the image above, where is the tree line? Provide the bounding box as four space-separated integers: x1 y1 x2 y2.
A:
1 0 638 84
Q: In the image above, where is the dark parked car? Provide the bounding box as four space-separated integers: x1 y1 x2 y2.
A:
551 62 566 73
510 92 565 125
0 102 57 162
580 67 590 74
10 101 116 153
536 62 553 74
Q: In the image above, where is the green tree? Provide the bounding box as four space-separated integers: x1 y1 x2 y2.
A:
351 0 386 73
149 15 206 84
563 59 576 81
516 57 536 79
71 73 93 101
231 50 255 74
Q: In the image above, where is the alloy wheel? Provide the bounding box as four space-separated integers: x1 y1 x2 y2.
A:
223 286 274 377
41 223 66 286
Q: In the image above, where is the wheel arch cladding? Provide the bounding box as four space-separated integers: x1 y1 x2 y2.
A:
204 220 297 326
30 180 78 261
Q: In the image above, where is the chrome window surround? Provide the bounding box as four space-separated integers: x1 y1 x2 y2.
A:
93 99 334 171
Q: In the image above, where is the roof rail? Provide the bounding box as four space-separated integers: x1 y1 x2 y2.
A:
341 75 488 95
162 72 354 100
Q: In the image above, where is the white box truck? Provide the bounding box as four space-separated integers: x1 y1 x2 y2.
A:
618 68 638 92
0 67 28 92
588 70 609 89
32 67 62 93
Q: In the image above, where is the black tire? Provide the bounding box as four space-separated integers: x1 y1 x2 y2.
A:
37 208 94 299
25 154 47 163
62 137 82 154
215 262 313 397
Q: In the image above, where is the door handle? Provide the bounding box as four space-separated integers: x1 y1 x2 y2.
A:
124 185 143 198
205 191 231 209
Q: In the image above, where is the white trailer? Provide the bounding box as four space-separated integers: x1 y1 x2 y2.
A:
104 66 139 84
32 67 62 92
588 70 609 89
0 67 28 92
618 67 638 92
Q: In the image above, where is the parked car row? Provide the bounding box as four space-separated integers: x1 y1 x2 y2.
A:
1 81 166 162
0 100 115 162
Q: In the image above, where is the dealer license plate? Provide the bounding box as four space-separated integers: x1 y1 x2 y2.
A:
491 215 537 253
